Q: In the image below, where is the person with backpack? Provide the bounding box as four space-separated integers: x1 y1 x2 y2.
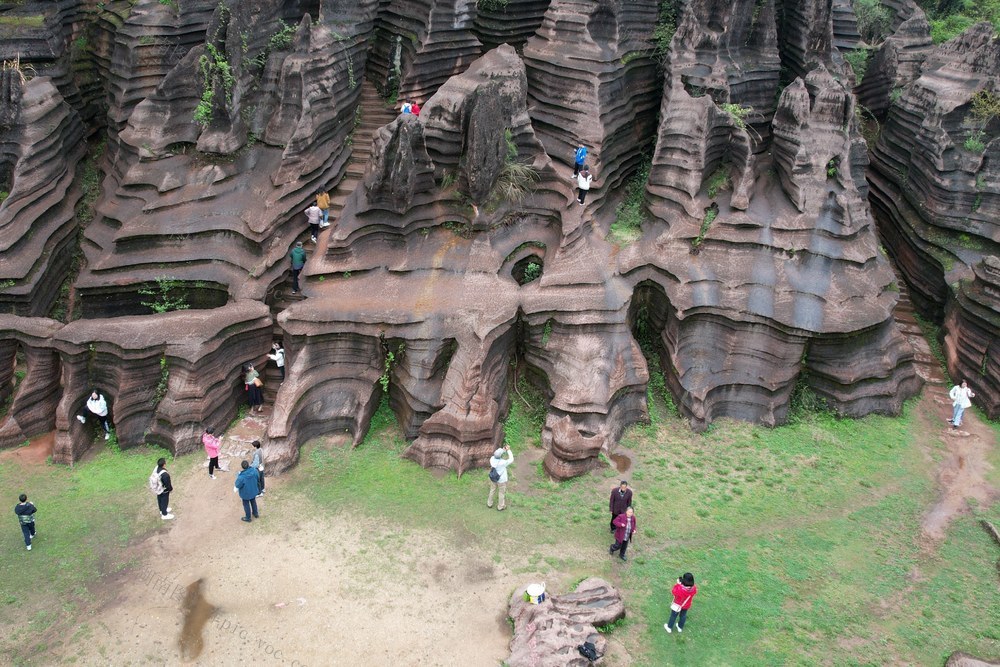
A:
487 445 514 511
77 389 112 441
664 573 697 633
315 190 332 227
576 166 593 205
150 458 174 520
609 506 637 561
250 440 265 495
202 427 222 479
234 460 261 522
573 144 587 177
288 242 306 295
267 341 286 381
14 493 37 551
609 480 632 533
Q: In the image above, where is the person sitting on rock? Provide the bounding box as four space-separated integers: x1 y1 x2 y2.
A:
77 389 112 441
400 100 412 115
410 100 421 116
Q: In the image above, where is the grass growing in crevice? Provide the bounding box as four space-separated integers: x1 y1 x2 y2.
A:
609 158 651 246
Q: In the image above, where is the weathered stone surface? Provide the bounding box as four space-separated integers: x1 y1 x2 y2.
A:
0 316 65 450
474 0 550 52
942 256 1000 419
0 72 87 316
854 10 933 118
506 577 624 667
945 651 1000 667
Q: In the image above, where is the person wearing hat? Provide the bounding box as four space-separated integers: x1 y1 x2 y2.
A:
609 480 632 533
664 573 697 633
487 444 514 511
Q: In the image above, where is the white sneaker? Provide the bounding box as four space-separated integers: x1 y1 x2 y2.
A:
676 626 683 633
166 507 172 513
26 544 31 550
77 415 86 424
319 221 331 228
105 433 110 440
161 513 175 520
663 624 672 633
310 236 317 243
210 474 216 479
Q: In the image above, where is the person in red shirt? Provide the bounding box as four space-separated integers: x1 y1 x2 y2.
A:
609 507 637 561
664 572 697 633
410 100 420 116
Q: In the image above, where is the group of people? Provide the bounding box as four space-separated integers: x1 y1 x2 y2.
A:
400 99 421 116
574 144 593 205
304 189 333 245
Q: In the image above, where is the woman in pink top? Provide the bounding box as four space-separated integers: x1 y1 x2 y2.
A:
664 572 697 633
202 427 222 479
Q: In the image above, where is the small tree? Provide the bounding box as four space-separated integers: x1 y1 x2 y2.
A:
139 277 190 314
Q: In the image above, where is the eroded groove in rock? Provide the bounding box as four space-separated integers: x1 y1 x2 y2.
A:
0 316 65 450
854 9 933 118
473 0 551 52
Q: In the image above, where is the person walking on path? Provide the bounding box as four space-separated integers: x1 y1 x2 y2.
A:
576 166 593 205
235 460 261 522
315 190 332 227
289 242 306 295
487 445 514 511
150 458 174 520
573 144 588 176
267 342 286 382
664 573 697 633
948 380 975 428
609 480 632 533
250 440 265 496
609 507 637 561
14 494 37 551
202 427 222 479
305 204 322 243
78 390 112 440
245 363 263 413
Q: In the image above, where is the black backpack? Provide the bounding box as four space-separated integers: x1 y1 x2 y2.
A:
577 641 598 661
489 467 500 482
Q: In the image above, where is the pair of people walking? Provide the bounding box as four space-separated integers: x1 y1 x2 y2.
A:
305 191 331 243
572 144 593 204
608 480 636 561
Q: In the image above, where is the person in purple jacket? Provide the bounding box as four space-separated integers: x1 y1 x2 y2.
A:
609 507 637 562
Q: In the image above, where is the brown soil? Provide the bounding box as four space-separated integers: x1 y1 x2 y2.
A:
0 430 54 464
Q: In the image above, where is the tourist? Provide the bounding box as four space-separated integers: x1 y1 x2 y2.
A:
315 190 332 227
289 242 306 295
573 144 588 177
609 480 632 533
400 100 412 115
948 380 975 428
609 507 637 561
267 341 286 382
14 493 37 551
250 440 265 496
576 166 592 205
305 203 322 243
245 363 263 413
77 389 112 441
664 573 697 633
202 427 222 479
410 100 421 116
234 460 261 522
487 445 514 511
150 458 174 520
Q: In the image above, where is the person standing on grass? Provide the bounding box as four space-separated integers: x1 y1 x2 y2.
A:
151 458 174 520
235 460 260 522
609 506 637 561
202 427 222 479
245 363 263 413
487 445 514 511
664 573 697 633
948 380 975 428
576 166 593 205
14 493 37 551
250 440 265 496
267 342 286 382
289 242 306 295
315 190 332 227
609 480 632 534
573 144 587 177
305 203 322 243
78 389 112 441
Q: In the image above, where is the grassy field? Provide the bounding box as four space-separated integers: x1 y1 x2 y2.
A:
1 376 998 665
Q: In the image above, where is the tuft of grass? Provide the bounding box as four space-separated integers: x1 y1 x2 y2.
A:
609 158 651 246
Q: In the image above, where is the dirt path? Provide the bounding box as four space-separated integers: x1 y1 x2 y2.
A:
0 430 54 464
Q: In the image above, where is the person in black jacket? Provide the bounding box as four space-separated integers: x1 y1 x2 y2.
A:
154 458 174 520
14 494 37 551
609 480 632 533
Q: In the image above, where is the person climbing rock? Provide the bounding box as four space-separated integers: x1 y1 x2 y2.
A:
573 144 588 177
78 389 112 441
267 341 286 382
202 427 222 479
487 445 514 511
305 204 322 243
250 440 265 496
609 480 632 533
245 363 264 413
235 460 261 522
609 507 637 561
315 190 332 227
14 493 37 551
664 573 697 633
576 166 593 205
150 458 174 520
289 242 306 295
948 380 975 428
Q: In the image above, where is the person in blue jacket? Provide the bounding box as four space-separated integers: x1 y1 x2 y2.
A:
574 144 588 176
234 460 261 523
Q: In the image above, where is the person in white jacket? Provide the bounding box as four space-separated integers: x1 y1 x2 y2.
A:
948 380 975 428
77 390 112 440
487 445 514 511
576 166 593 205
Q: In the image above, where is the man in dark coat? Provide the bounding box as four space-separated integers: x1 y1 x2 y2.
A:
609 480 632 533
235 460 261 522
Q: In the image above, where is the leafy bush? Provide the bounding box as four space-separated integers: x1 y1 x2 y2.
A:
964 129 986 152
138 277 190 314
853 0 891 43
720 103 752 130
843 48 871 83
523 262 542 283
268 19 295 51
609 159 651 246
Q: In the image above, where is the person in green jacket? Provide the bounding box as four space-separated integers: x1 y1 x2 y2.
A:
290 241 306 294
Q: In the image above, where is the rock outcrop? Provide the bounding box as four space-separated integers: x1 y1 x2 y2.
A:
506 577 624 667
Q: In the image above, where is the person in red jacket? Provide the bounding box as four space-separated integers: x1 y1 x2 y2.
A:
609 507 637 561
664 572 697 633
